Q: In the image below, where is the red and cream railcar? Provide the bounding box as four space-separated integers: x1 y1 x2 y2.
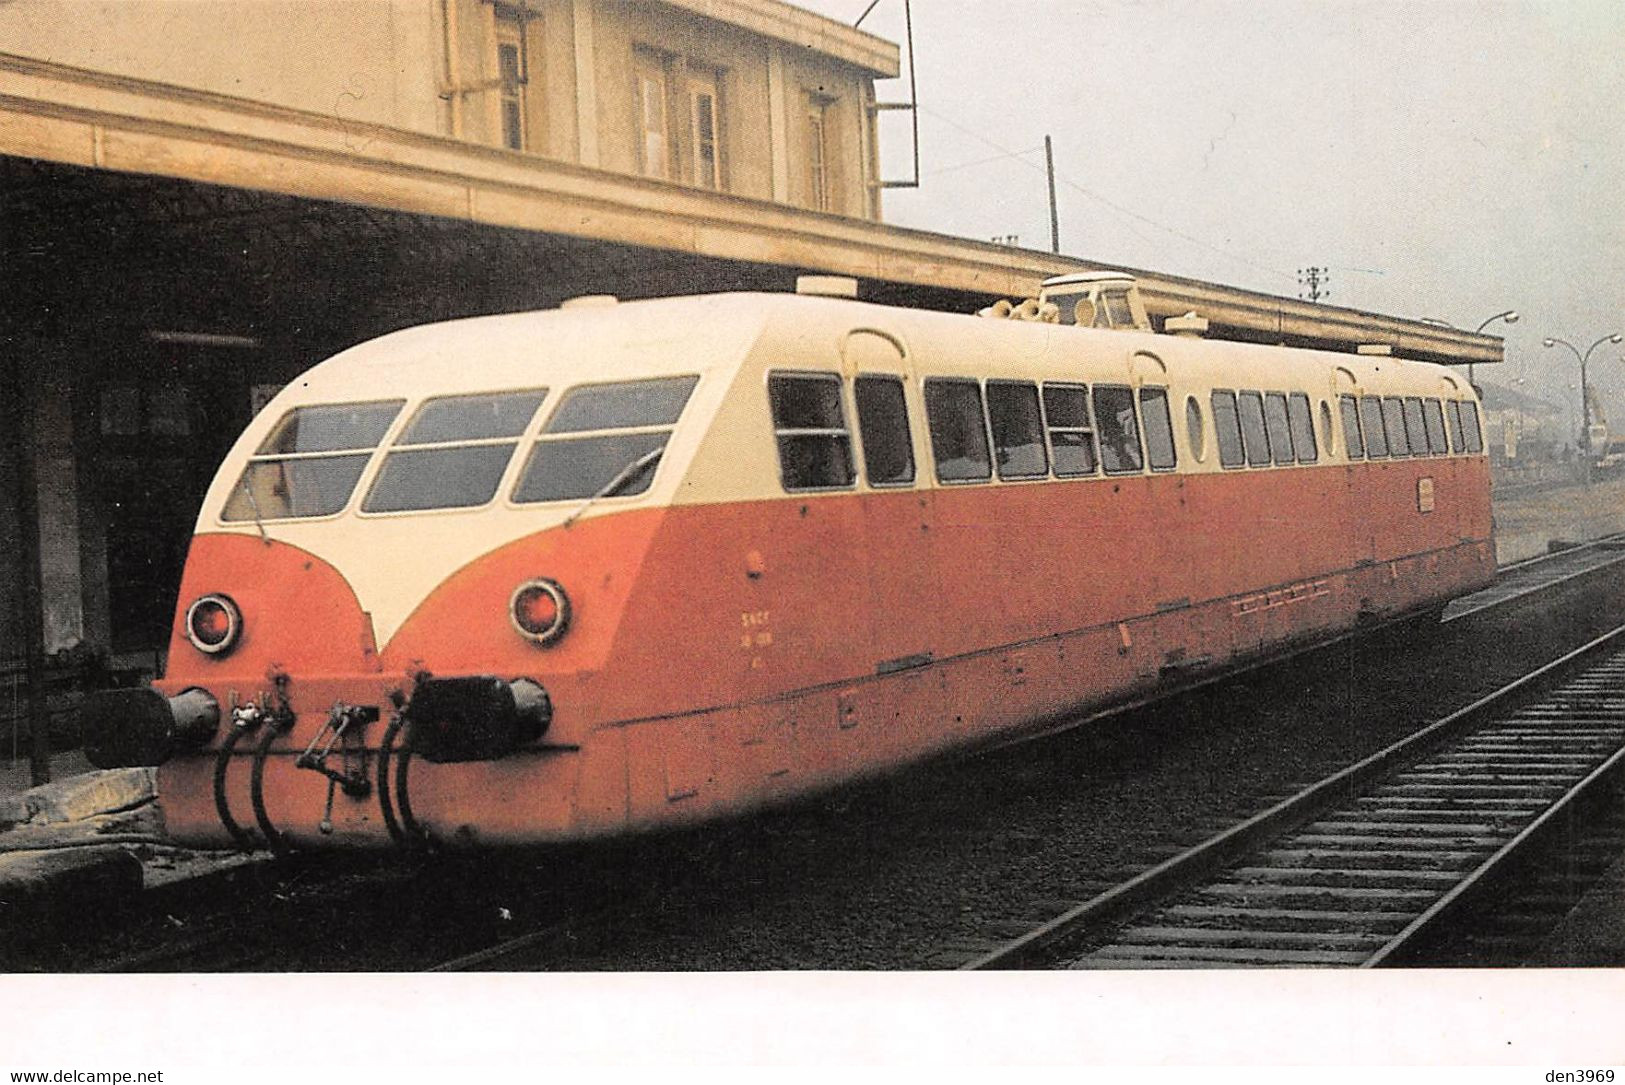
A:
84 280 1494 850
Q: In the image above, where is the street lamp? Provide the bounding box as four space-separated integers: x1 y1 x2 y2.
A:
1420 310 1518 386
1543 332 1624 483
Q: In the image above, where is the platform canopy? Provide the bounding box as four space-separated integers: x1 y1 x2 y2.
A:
0 50 1502 367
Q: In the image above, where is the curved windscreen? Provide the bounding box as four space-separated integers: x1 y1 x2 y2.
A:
513 376 699 503
222 400 403 521
362 390 546 513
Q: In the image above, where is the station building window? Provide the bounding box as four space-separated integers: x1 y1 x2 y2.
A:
853 375 914 487
1042 382 1098 477
493 7 532 152
515 376 698 502
766 372 855 491
1139 386 1177 471
635 49 672 178
923 378 991 483
1092 384 1143 475
688 67 723 189
805 92 836 212
1263 392 1295 466
100 385 193 438
1210 390 1245 469
1360 396 1389 458
986 380 1048 480
1339 395 1365 460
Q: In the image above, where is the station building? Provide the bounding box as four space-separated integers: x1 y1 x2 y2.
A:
0 0 1501 721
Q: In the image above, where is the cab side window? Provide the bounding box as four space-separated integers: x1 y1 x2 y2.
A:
767 372 856 491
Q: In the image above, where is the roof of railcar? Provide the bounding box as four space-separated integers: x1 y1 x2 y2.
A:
281 291 1474 408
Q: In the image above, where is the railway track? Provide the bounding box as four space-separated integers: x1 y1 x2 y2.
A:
40 536 1625 973
1442 533 1625 623
965 622 1625 969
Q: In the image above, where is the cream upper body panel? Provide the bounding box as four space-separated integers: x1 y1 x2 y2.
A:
195 291 1481 645
199 295 767 647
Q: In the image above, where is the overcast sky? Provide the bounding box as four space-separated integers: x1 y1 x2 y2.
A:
798 0 1624 429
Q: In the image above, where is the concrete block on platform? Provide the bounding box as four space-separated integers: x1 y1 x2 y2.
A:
0 767 156 828
0 846 145 922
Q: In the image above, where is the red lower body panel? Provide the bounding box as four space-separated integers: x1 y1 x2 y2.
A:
156 458 1494 849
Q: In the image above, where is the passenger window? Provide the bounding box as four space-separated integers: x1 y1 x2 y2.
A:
986 381 1048 480
1042 382 1098 477
1423 399 1450 455
1360 396 1389 458
1139 386 1177 471
514 375 700 502
1211 390 1245 468
1446 400 1465 452
1460 401 1484 453
222 400 404 521
364 390 546 513
1339 395 1365 459
924 378 992 482
1263 392 1295 466
1237 391 1271 467
1403 397 1429 456
854 375 915 487
1381 397 1410 456
1092 384 1144 474
1288 393 1318 463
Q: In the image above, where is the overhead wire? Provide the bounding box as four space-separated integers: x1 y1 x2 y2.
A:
914 104 1299 286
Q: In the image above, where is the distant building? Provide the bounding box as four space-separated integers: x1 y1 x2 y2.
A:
1477 381 1565 463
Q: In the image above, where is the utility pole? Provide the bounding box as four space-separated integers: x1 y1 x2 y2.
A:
1045 135 1060 254
1297 266 1329 302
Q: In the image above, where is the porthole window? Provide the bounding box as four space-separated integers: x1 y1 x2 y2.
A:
1185 396 1205 462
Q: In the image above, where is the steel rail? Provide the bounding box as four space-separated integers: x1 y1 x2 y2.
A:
964 618 1625 970
1363 740 1625 967
1443 534 1625 624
